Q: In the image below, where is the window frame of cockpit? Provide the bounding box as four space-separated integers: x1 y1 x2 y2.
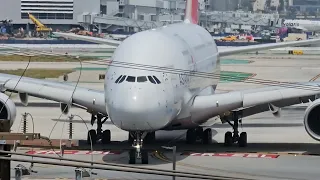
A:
115 75 123 83
126 76 136 82
137 76 148 82
152 76 161 84
147 76 157 84
118 75 126 83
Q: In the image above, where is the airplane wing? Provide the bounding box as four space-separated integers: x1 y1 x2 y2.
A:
53 32 121 47
0 73 107 115
0 47 107 115
192 82 320 122
218 38 320 57
53 32 320 57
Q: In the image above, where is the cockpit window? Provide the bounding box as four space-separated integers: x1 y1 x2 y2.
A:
148 76 156 84
137 76 148 82
115 75 123 83
153 76 161 84
126 76 136 82
118 75 126 83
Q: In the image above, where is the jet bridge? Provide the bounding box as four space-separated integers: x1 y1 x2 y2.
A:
78 13 169 32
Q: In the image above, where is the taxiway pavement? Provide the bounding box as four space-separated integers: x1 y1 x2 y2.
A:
8 106 320 180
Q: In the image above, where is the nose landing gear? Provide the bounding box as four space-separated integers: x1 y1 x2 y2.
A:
128 132 149 164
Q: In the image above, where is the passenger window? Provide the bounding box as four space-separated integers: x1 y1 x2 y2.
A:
153 76 161 84
137 76 147 82
126 76 136 82
115 75 123 83
148 76 156 84
118 75 126 83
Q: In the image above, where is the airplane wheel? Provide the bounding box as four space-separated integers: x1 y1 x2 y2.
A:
186 129 197 144
87 129 97 145
102 130 111 144
238 132 247 147
224 131 233 146
202 128 212 144
128 149 136 164
141 150 149 164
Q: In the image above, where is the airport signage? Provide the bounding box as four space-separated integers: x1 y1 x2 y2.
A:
181 152 279 158
25 150 122 155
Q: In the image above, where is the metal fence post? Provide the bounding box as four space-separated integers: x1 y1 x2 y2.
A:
172 146 176 180
75 168 83 180
15 167 22 180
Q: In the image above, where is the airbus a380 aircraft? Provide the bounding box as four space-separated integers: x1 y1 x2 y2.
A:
2 0 320 164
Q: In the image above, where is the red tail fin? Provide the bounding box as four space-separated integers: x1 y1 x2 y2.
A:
184 0 198 24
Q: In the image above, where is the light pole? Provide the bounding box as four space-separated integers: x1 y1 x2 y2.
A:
161 146 177 180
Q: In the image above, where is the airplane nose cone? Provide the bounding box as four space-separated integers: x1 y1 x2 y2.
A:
107 86 171 131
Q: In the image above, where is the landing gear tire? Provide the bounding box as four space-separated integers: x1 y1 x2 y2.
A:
224 131 233 147
238 132 247 147
102 130 111 144
141 150 149 164
202 128 213 144
128 149 136 164
87 129 97 145
186 129 197 144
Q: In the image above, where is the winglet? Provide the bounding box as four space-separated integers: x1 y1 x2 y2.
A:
184 0 198 24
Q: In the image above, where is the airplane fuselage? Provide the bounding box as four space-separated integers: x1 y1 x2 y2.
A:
104 22 220 131
283 19 320 32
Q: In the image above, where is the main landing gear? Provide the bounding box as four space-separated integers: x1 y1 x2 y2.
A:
224 111 247 147
87 113 111 145
128 131 155 164
186 127 213 144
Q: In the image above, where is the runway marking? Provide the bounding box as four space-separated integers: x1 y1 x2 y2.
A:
180 152 279 158
153 151 301 180
25 150 122 155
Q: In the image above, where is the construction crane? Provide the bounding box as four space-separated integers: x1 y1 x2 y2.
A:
28 13 52 37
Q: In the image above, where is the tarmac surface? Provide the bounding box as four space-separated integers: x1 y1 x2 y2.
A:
8 106 320 180
2 53 320 179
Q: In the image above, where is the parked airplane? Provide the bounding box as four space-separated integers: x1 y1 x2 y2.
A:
283 19 320 32
2 0 320 164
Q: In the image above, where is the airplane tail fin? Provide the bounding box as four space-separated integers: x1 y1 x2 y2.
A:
184 0 198 24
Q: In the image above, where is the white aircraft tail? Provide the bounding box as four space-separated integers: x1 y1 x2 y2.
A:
184 0 198 24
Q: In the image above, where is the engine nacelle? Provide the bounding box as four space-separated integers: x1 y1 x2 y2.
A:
0 93 17 127
304 99 320 141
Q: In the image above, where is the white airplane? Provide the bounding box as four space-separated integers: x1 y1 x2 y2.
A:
283 19 320 32
2 0 320 165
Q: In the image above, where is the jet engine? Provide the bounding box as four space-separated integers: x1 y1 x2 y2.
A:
0 93 17 127
304 99 320 141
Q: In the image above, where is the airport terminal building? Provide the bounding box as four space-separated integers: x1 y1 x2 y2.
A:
0 0 195 31
0 0 101 29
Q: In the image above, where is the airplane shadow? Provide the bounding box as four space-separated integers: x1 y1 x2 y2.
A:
101 141 320 165
99 129 320 166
